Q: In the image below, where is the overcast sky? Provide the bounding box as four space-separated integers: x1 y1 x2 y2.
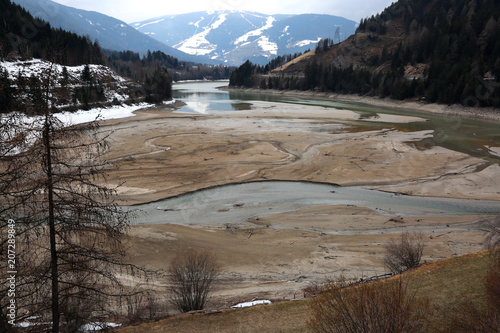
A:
52 0 394 23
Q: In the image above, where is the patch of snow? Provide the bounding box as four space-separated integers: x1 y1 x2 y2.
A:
174 14 227 56
257 36 278 55
238 12 258 28
86 19 94 26
14 321 51 328
0 58 151 128
231 300 271 308
1 59 126 84
145 32 156 35
120 24 126 28
283 26 289 33
189 17 204 28
233 16 276 45
135 18 165 29
54 103 149 126
80 322 122 332
163 99 176 105
211 13 228 30
290 38 321 48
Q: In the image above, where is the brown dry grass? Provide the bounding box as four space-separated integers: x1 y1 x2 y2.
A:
116 300 311 333
115 250 498 333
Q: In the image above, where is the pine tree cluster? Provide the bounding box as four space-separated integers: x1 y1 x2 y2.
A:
231 0 500 107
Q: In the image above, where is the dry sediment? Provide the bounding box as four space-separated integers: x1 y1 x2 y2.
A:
100 99 500 306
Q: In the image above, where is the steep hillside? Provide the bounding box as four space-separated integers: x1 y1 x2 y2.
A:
132 11 357 65
0 0 105 65
0 0 174 114
11 0 217 64
234 0 500 108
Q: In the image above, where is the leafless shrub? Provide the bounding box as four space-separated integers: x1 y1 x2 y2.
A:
122 292 167 325
484 216 500 250
309 275 430 333
303 282 326 297
384 231 425 273
168 249 220 313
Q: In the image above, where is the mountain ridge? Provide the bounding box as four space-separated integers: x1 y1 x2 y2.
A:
11 0 218 64
131 11 358 65
231 0 500 108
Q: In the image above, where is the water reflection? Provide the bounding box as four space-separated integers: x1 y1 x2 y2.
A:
173 81 252 114
172 81 500 164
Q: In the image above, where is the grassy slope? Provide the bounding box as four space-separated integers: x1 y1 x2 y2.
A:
116 250 496 333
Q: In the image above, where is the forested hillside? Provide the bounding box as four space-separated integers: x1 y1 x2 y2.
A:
0 0 174 114
0 0 105 65
0 0 235 114
231 0 500 108
107 50 234 83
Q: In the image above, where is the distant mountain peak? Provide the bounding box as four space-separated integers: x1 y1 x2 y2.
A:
12 0 218 64
132 11 358 65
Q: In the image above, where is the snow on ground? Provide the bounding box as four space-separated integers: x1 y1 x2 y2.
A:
257 36 278 55
233 16 276 45
80 322 122 332
291 38 322 48
0 58 156 125
174 13 228 56
14 321 121 332
134 18 165 29
231 300 272 308
1 59 126 84
54 103 150 126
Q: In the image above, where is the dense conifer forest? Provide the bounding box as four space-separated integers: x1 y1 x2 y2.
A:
230 0 500 108
106 50 234 83
0 0 105 65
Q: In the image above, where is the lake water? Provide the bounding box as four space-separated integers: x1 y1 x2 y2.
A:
173 81 500 164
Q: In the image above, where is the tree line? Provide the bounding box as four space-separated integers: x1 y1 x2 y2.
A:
0 0 106 66
107 49 235 83
230 0 500 108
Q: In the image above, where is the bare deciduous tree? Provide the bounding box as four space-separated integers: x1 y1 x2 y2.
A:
0 65 140 332
308 275 431 333
168 249 220 313
384 231 425 273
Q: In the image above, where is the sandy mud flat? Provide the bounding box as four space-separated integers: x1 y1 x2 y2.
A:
99 98 500 308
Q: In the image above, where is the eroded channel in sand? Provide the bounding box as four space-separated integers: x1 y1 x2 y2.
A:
130 181 500 230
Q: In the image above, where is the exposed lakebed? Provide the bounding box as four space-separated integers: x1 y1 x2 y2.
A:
125 82 500 230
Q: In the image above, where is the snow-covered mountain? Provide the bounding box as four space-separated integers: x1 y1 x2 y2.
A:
11 0 216 64
132 11 358 65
